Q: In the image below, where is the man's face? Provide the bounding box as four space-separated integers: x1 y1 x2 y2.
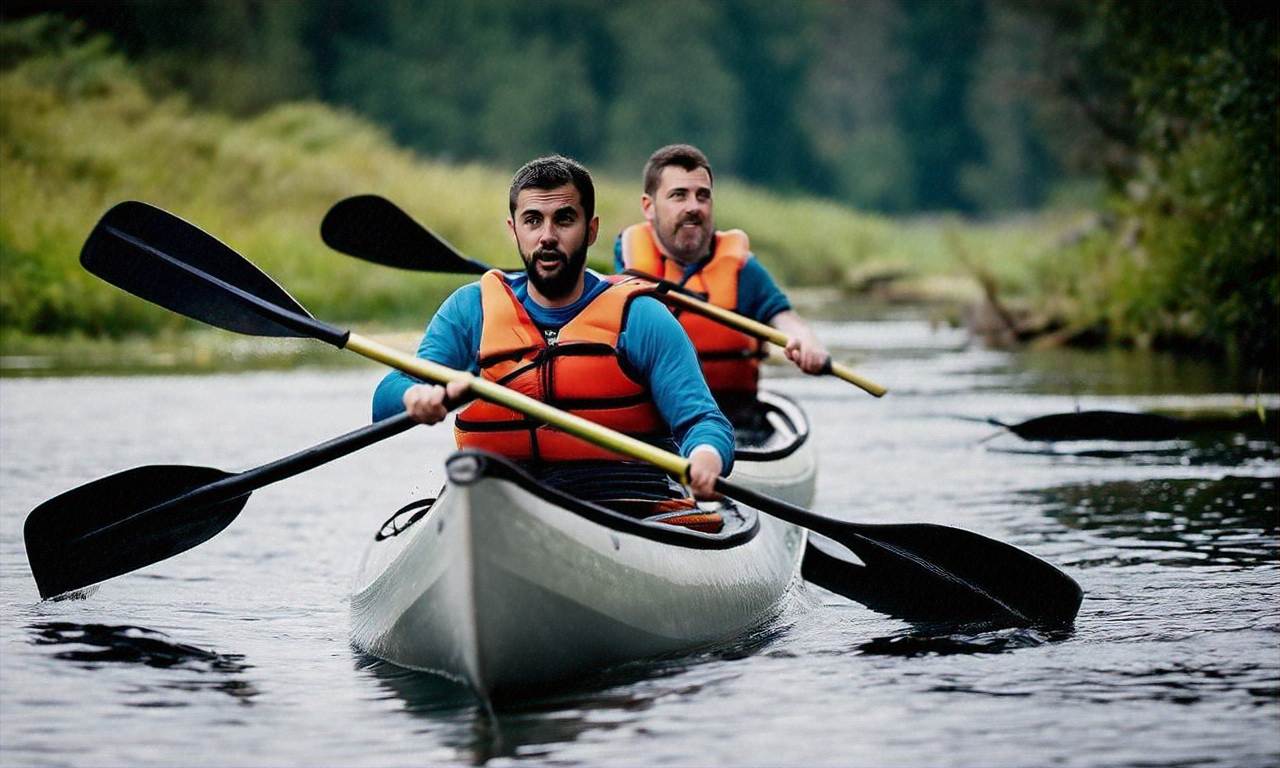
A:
507 183 598 300
642 165 714 264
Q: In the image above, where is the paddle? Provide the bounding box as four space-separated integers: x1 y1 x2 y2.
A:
990 410 1187 442
320 195 887 398
25 412 418 599
66 200 1082 625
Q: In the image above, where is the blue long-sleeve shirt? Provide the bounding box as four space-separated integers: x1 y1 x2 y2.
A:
613 233 792 322
372 270 735 471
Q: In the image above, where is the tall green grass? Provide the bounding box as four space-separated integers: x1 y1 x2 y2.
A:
0 17 1082 350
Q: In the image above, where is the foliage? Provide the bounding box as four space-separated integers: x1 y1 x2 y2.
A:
5 19 1068 343
3 7 1272 366
2 0 1088 214
1027 1 1278 361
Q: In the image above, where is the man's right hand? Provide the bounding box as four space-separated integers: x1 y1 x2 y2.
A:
402 380 472 424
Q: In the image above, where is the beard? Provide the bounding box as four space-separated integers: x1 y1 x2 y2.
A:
519 239 590 300
652 208 713 264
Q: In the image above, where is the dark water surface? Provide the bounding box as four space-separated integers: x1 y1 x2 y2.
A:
2 315 1277 767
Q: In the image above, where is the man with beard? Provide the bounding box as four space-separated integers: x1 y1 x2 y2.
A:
615 144 828 425
373 155 732 500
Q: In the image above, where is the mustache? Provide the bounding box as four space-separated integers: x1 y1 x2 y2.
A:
531 247 568 263
674 215 704 229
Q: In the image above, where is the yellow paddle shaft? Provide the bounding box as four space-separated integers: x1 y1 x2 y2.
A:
343 333 692 480
658 291 888 397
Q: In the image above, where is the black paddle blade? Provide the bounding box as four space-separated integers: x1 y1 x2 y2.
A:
320 195 489 274
1006 410 1186 441
717 478 1082 626
815 523 1082 626
81 201 347 345
24 465 248 599
803 537 1031 624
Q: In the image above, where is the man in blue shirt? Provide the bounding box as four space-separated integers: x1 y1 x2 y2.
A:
615 144 829 423
374 155 732 500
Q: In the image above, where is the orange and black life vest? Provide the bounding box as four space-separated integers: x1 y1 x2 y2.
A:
618 223 763 395
453 270 669 463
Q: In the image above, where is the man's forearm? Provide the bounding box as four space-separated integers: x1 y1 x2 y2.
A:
769 309 815 342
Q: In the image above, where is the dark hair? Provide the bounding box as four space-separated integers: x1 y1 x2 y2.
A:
508 155 595 221
642 144 714 196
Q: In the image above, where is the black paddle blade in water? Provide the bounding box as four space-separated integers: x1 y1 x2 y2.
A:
719 479 1082 626
320 195 489 274
1001 410 1186 442
815 524 1082 626
801 536 1070 625
25 465 248 599
81 201 347 346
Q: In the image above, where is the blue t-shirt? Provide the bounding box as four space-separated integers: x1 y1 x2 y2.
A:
612 232 791 322
371 271 735 471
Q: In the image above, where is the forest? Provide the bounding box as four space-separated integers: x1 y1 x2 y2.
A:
0 1 1276 363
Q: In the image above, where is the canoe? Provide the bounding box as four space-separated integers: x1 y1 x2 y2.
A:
350 450 806 699
729 389 817 507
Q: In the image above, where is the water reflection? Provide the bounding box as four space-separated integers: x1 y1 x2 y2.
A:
357 655 664 764
354 616 794 764
1033 476 1278 567
984 415 1279 466
29 622 258 704
1016 345 1278 395
857 623 1072 657
987 436 1279 467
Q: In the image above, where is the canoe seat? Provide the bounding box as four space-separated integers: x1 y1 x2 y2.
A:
648 510 724 534
596 496 725 534
645 498 724 534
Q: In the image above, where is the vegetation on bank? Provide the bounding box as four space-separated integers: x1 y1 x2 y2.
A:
1019 2 1278 363
0 19 1071 345
1 14 1275 373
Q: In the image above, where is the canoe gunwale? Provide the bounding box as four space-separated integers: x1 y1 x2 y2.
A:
405 451 765 551
735 389 811 463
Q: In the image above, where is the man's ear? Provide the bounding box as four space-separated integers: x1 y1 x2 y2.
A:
641 193 654 223
506 217 517 243
587 215 599 246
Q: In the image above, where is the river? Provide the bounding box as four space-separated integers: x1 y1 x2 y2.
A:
1 309 1276 767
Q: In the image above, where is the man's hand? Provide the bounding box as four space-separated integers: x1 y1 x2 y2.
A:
402 380 471 424
783 332 830 374
771 309 830 374
687 447 723 500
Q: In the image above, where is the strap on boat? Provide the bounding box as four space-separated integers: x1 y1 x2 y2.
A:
375 497 437 541
646 504 725 534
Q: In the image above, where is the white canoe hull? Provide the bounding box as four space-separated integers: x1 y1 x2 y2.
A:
351 453 805 698
729 389 818 507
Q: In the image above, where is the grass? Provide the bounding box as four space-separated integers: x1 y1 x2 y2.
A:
0 18 1094 373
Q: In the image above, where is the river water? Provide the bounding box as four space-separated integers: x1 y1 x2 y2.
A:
1 312 1276 767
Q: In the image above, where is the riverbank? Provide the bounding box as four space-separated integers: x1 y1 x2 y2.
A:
2 18 1273 370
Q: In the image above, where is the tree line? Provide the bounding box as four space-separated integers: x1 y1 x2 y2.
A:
2 0 1275 361
3 0 1099 214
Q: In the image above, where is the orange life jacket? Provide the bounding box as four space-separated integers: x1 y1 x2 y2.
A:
453 270 669 463
618 223 762 395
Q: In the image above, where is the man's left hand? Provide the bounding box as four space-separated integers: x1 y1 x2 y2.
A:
687 448 723 500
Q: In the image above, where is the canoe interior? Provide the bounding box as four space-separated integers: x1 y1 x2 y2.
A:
735 389 810 461
369 451 762 550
